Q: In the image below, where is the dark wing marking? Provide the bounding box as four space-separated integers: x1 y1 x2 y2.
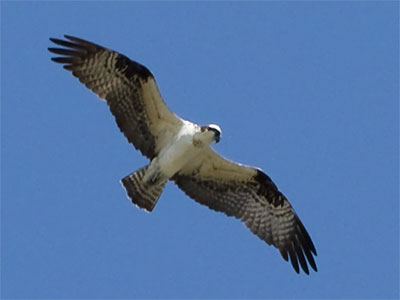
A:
49 35 182 159
173 149 317 274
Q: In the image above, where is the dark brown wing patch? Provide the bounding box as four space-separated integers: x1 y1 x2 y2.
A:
49 35 158 158
173 170 317 274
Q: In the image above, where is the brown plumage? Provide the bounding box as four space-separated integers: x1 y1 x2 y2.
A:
49 35 180 159
49 35 317 274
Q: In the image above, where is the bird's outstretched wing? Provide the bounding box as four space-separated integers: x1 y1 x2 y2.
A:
173 148 317 274
49 35 182 159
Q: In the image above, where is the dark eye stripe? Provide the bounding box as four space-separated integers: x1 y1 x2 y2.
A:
208 127 221 136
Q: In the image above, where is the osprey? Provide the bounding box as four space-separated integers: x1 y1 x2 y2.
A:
49 35 317 274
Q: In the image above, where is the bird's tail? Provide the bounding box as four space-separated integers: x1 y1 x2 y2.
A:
121 165 167 212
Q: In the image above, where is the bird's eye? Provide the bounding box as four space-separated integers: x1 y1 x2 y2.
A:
208 128 220 137
200 126 207 132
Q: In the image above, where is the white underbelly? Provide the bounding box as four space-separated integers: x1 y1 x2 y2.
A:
157 136 201 178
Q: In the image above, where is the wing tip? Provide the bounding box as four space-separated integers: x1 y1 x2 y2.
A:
64 34 74 40
296 223 318 274
64 34 90 44
278 216 318 275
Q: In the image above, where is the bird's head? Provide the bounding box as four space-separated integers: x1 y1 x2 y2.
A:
200 124 222 144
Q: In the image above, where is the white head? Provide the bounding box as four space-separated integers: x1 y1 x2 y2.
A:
200 124 222 144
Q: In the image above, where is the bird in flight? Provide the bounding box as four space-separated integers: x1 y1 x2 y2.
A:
48 35 317 274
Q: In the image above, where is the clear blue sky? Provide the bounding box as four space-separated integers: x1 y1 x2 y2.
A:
1 2 398 299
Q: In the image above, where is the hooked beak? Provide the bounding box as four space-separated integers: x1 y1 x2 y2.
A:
215 135 220 143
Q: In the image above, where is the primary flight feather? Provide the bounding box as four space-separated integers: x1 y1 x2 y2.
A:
48 35 317 274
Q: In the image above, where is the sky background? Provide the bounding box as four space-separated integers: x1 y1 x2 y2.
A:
1 2 399 299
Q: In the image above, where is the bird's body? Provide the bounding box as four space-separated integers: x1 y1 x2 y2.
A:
157 122 203 177
49 35 318 274
144 121 205 182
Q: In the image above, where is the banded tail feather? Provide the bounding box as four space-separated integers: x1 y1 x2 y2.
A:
121 166 167 212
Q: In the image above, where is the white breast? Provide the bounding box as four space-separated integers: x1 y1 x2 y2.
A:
157 121 203 178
